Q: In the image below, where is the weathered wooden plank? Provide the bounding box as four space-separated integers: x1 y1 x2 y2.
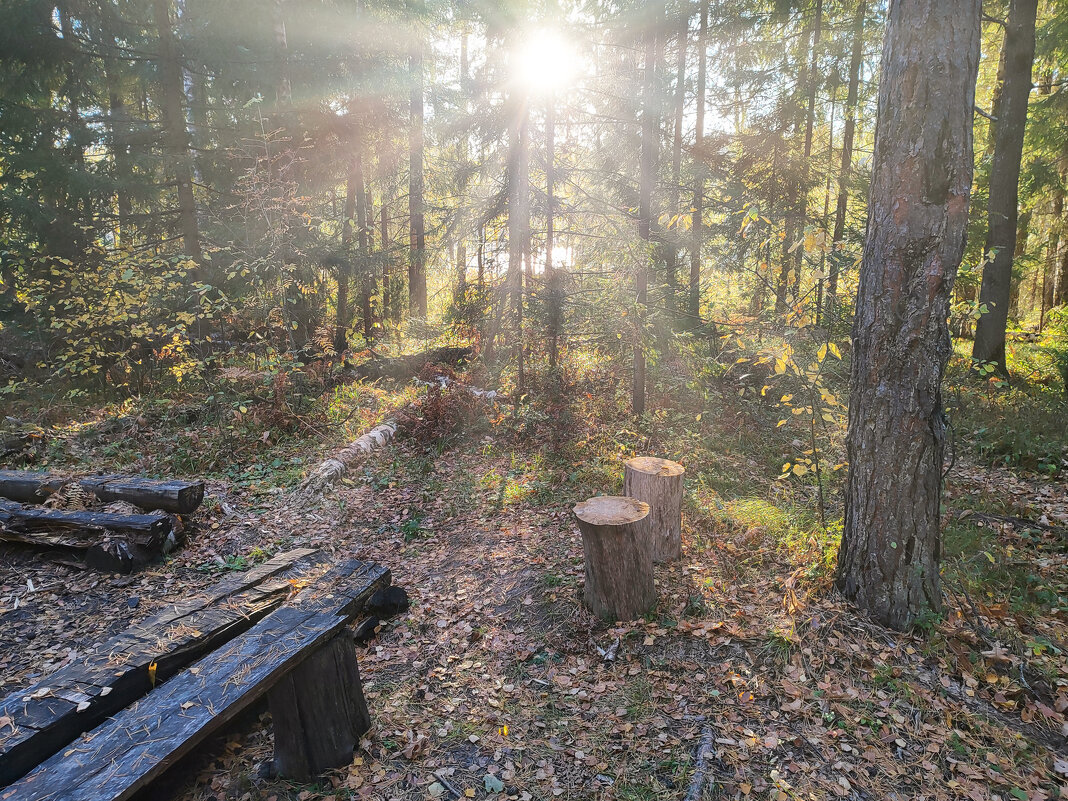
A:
4 561 389 800
0 472 205 514
0 549 326 786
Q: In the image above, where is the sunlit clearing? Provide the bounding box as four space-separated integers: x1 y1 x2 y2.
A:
512 29 580 95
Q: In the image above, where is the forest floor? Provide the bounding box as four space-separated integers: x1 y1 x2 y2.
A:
1 347 1067 801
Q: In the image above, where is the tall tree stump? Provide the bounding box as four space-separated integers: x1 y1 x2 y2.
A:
623 457 685 562
574 496 655 621
268 631 371 779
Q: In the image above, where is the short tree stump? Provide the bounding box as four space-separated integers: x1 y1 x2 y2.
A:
573 495 655 621
623 456 685 562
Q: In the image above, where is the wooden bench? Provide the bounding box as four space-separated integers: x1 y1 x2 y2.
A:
1 557 391 799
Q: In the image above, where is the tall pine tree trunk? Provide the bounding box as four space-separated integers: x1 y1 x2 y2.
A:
153 0 201 262
836 0 980 631
828 0 867 311
972 0 1037 373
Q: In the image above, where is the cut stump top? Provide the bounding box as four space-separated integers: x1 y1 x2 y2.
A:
574 496 650 526
624 456 685 477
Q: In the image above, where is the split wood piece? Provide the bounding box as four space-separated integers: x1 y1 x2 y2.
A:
299 421 397 492
3 559 390 800
0 500 177 573
0 471 204 514
0 548 325 786
574 496 655 621
623 457 685 562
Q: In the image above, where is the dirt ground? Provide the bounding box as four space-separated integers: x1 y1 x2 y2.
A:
1 436 1067 801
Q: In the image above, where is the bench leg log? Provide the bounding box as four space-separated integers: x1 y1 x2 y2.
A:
268 631 371 779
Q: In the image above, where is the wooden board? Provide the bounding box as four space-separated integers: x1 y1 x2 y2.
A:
0 548 325 786
2 559 390 801
0 472 205 514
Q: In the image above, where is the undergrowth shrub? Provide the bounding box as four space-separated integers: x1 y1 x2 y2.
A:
398 364 488 445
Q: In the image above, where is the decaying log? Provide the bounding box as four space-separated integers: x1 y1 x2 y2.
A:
0 499 179 572
623 456 685 562
574 495 655 621
0 470 204 513
355 346 472 381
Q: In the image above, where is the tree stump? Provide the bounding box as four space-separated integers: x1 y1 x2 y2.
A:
623 456 685 562
574 496 655 621
268 631 371 779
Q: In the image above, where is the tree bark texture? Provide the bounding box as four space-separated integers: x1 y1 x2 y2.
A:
574 496 654 621
835 0 980 630
972 0 1037 372
623 457 685 563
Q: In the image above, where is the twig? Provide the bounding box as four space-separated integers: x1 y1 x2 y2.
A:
433 770 463 799
684 726 715 801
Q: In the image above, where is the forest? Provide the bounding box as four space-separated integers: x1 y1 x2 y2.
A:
1 0 1067 799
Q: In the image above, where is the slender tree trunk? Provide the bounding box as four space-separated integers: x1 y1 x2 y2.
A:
106 50 133 244
1009 208 1030 318
507 85 530 391
355 153 374 343
408 32 428 318
791 0 823 302
828 0 866 311
546 99 561 369
1055 149 1068 308
335 162 357 354
668 8 688 319
636 4 660 416
972 0 1038 373
836 0 980 631
689 0 707 325
153 0 201 261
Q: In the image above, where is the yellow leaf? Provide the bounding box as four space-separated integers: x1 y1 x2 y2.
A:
148 661 157 688
817 344 828 362
792 464 808 476
774 359 787 375
829 342 842 359
780 394 793 403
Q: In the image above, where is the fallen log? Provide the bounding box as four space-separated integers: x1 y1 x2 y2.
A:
354 346 472 381
0 470 204 514
0 499 178 573
299 421 397 493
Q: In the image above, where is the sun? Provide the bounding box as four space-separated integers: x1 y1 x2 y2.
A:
512 29 580 95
